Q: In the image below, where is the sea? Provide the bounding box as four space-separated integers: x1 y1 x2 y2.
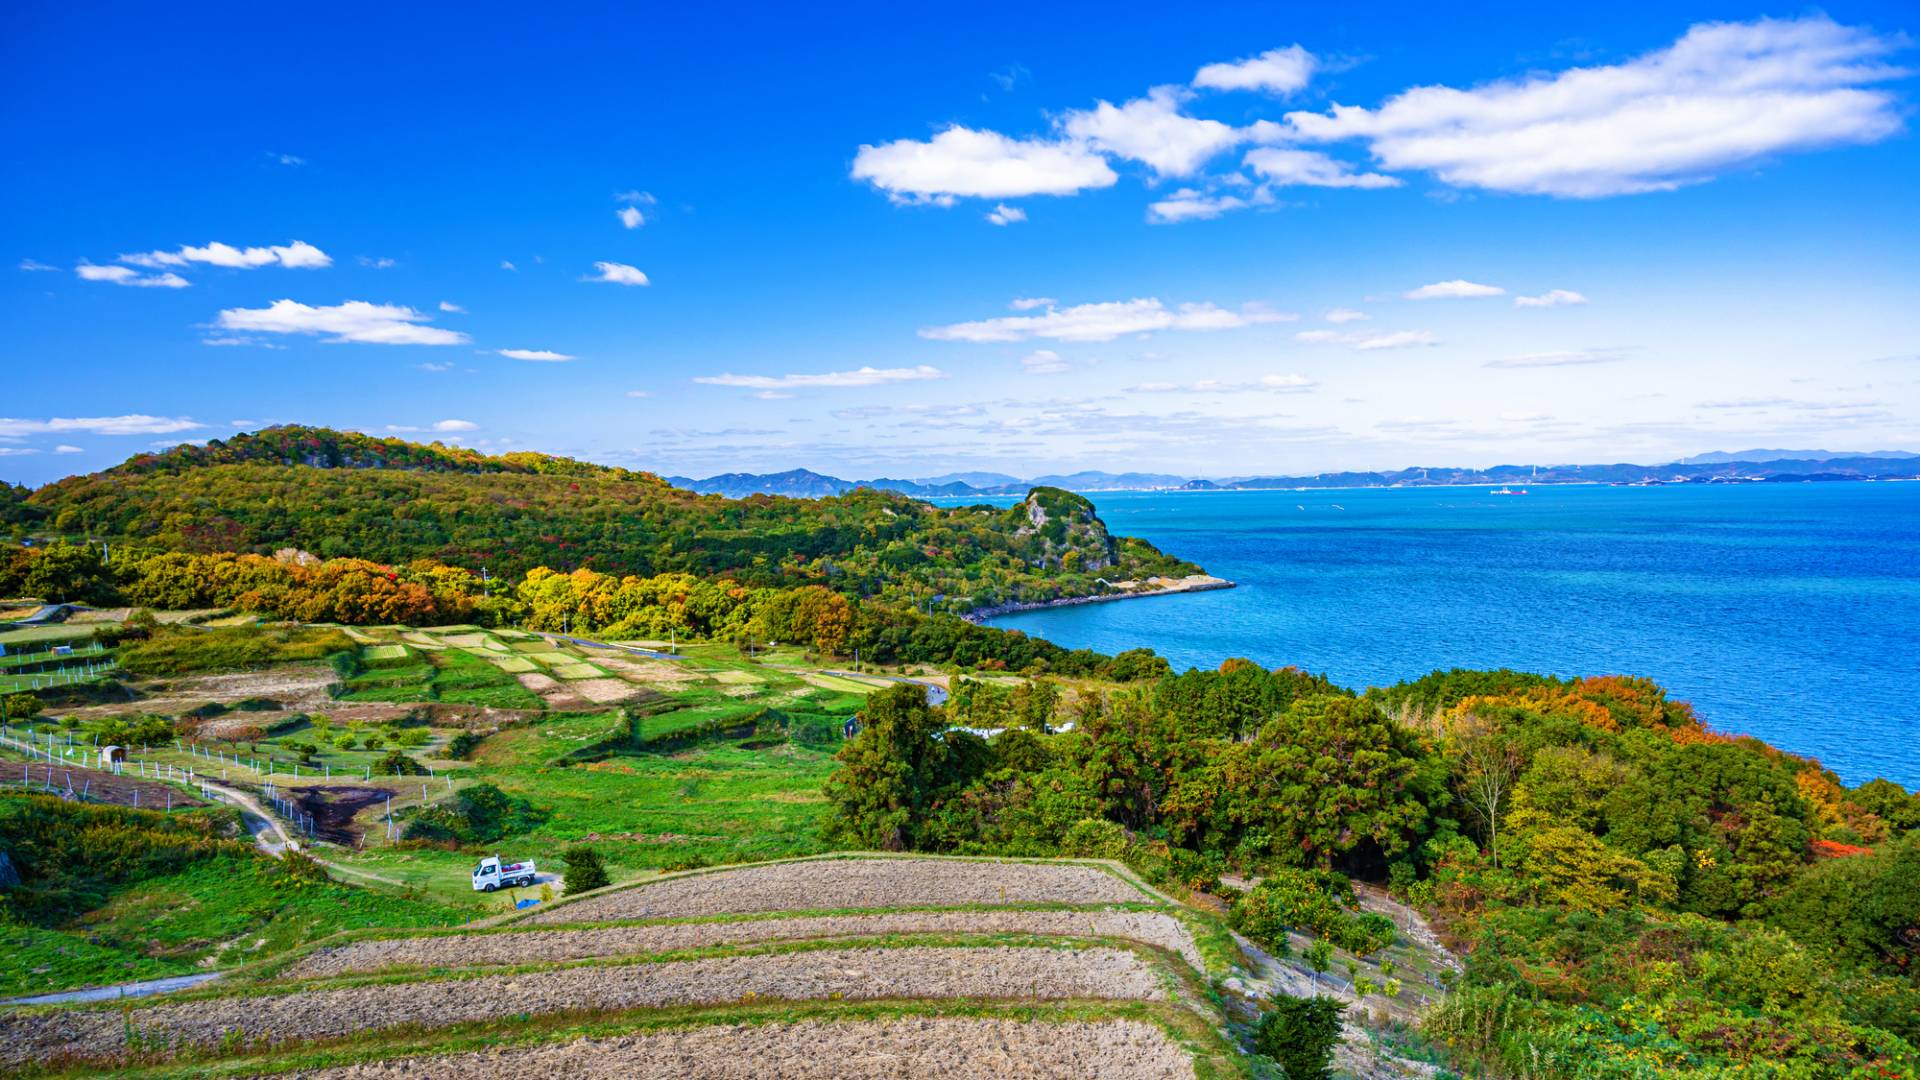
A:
963 482 1920 789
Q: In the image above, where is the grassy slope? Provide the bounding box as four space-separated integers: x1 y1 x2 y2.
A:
0 826 478 998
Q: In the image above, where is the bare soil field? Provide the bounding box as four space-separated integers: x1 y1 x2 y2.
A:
0 759 207 810
0 947 1162 1066
523 858 1152 924
283 1017 1197 1079
287 785 392 844
596 656 699 686
570 677 648 704
109 666 339 714
285 910 1205 980
516 672 593 710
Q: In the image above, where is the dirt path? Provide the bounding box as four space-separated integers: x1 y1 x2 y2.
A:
0 946 1163 1066
196 778 295 857
287 910 1205 980
284 1017 1197 1079
525 858 1151 924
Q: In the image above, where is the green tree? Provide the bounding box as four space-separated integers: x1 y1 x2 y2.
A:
21 542 114 604
1305 939 1333 989
1 693 43 722
823 684 952 851
1233 694 1437 869
1255 996 1345 1080
560 844 611 894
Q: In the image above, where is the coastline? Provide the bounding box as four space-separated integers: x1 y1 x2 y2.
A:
963 574 1235 624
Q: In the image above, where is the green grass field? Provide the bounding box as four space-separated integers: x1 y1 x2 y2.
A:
0 819 479 998
337 649 544 710
0 624 98 647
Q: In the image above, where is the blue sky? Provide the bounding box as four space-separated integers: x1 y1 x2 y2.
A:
3 2 1917 485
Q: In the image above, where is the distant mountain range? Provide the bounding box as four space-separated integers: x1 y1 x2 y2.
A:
1669 449 1920 465
666 452 1920 499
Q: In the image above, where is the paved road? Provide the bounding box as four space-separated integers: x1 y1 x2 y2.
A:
0 972 221 1007
821 671 949 706
539 633 689 661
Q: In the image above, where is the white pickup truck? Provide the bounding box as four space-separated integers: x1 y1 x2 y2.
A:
472 855 537 892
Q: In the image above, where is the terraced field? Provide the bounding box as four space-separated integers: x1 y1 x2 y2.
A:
0 855 1243 1078
521 855 1155 921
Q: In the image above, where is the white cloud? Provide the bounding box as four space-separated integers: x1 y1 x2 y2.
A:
694 365 948 390
120 240 331 270
1295 328 1437 350
985 203 1027 225
432 419 479 432
852 125 1117 202
1009 297 1056 310
357 255 397 269
625 390 654 398
200 335 286 349
1404 279 1505 300
0 448 38 457
1326 308 1369 323
616 190 657 205
1514 289 1589 308
1283 16 1909 197
922 297 1294 343
1147 188 1259 223
439 301 464 313
1060 86 1243 177
270 152 305 166
1243 147 1400 189
75 263 190 288
617 206 645 229
215 299 470 346
18 259 58 272
585 261 649 286
54 445 83 454
1021 349 1069 374
498 348 575 362
500 260 517 271
1128 373 1316 393
1194 45 1318 95
0 415 203 437
417 362 455 373
1484 348 1630 368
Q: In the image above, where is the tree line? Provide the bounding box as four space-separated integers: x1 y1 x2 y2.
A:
824 665 1920 1079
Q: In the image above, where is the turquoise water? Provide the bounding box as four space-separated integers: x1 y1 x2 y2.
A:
977 483 1920 789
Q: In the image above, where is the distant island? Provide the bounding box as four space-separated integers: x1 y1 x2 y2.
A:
668 450 1920 499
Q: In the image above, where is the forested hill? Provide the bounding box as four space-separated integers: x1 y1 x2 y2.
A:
109 425 652 480
17 427 1198 611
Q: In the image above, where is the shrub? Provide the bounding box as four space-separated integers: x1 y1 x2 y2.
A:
376 749 427 776
1 693 42 722
1255 996 1344 1080
446 731 483 759
561 845 611 894
1164 846 1224 893
1336 911 1398 957
1060 818 1131 861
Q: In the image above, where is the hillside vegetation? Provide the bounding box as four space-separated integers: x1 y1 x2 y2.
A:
832 667 1920 1078
14 427 1196 612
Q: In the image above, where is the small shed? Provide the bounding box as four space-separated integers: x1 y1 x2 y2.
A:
99 745 126 768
